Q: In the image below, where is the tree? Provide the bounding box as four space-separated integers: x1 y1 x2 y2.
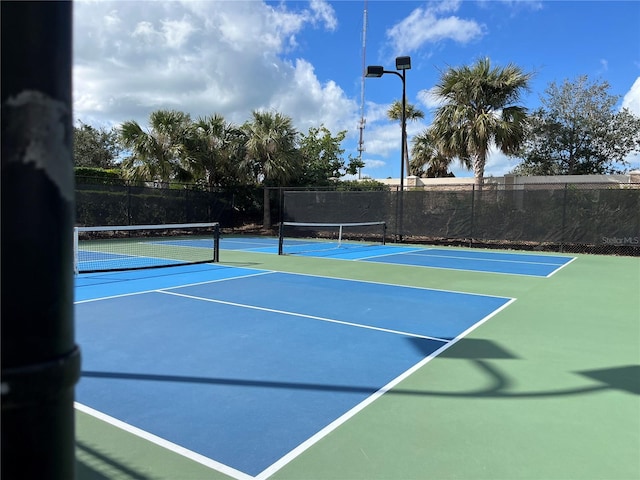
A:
187 114 247 189
430 57 532 187
514 76 640 175
410 129 460 177
386 100 424 176
120 110 193 184
73 121 121 168
242 110 300 226
242 110 300 185
298 125 354 186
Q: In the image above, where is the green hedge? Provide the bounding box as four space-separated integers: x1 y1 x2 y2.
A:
74 167 124 185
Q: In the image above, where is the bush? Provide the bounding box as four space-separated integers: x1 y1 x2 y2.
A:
75 167 124 185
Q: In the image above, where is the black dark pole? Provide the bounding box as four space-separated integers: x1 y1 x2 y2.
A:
365 59 410 243
1 2 80 480
398 68 406 242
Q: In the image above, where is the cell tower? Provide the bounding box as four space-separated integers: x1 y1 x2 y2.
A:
357 0 368 178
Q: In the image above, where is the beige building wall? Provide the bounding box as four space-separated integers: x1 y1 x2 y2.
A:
374 172 640 189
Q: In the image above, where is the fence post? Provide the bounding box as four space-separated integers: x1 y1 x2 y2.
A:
185 187 190 223
263 186 271 229
560 183 568 252
127 182 132 225
393 185 401 242
469 184 476 247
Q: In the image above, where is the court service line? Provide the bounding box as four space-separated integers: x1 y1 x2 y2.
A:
157 290 449 343
403 251 572 266
357 257 562 278
359 249 571 266
356 248 425 261
75 402 253 480
271 270 513 300
255 296 517 480
75 270 275 304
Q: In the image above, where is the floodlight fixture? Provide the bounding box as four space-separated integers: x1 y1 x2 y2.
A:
365 65 384 78
395 56 411 71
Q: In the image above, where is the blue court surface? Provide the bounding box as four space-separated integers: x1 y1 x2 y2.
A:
218 236 576 277
75 264 514 478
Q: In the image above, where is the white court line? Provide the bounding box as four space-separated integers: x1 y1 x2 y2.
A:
351 248 576 278
254 297 517 480
357 256 564 278
75 403 254 480
158 289 449 343
357 248 424 261
544 255 578 277
403 251 573 266
270 270 513 300
75 270 275 304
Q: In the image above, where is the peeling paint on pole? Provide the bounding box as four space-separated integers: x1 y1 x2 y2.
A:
4 91 74 202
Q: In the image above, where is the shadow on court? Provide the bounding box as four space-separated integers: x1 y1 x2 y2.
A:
80 339 638 399
77 441 147 480
577 365 640 395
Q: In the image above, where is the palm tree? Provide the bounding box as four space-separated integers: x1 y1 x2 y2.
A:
120 110 193 184
410 129 466 177
387 100 424 178
242 110 300 227
188 114 247 189
430 57 531 187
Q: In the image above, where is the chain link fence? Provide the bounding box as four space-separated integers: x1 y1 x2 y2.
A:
282 183 640 256
75 178 264 229
76 178 640 255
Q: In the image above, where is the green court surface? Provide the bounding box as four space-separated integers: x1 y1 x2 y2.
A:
76 247 640 480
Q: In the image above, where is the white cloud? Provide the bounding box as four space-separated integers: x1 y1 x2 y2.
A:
161 18 198 49
72 0 344 130
309 0 337 31
484 149 520 177
361 109 426 156
621 77 640 116
599 59 609 73
385 2 485 57
417 87 446 111
268 59 359 134
621 77 640 172
363 123 402 158
363 159 387 171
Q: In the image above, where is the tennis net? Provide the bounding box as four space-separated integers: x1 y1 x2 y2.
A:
74 222 220 274
278 221 386 255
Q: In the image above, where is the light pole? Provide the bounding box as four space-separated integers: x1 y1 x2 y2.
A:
366 55 411 241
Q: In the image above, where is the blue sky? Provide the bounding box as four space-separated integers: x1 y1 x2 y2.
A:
73 0 640 179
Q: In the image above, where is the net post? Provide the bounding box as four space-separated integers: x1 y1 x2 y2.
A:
213 223 220 262
73 227 79 274
278 222 284 255
382 222 387 245
338 225 343 248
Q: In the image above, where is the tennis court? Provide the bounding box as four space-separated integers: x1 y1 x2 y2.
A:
219 235 576 277
75 230 639 480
